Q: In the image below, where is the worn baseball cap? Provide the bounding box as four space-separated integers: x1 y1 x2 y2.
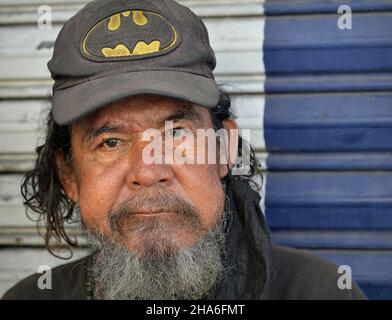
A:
48 0 220 125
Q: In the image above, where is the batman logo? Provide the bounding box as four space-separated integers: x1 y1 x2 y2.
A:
82 10 178 60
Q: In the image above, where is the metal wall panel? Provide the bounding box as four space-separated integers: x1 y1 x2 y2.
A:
263 0 392 299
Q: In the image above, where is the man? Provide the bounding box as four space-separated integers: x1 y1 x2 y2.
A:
2 0 365 300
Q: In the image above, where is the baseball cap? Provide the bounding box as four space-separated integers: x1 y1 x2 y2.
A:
48 0 220 125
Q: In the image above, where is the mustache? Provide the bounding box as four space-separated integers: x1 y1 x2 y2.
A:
106 189 202 236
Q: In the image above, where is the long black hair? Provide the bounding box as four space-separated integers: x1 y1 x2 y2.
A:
21 89 263 257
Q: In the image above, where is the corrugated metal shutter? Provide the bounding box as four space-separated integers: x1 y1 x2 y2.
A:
1 0 391 300
0 0 265 296
263 0 392 299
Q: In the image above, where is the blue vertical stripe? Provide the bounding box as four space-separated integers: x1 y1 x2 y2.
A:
263 0 392 299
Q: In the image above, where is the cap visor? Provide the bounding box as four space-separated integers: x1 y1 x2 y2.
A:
53 70 220 125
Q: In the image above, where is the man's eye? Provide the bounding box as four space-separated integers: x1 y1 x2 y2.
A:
171 128 188 138
100 138 121 148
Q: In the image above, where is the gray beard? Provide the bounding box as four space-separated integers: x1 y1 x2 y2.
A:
83 205 229 300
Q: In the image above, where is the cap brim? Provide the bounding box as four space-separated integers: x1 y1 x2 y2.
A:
52 70 220 125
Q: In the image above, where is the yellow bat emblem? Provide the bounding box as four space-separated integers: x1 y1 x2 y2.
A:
82 10 178 59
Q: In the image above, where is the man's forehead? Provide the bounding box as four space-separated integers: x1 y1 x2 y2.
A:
75 94 208 130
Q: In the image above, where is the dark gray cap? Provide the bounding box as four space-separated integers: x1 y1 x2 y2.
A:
48 0 220 125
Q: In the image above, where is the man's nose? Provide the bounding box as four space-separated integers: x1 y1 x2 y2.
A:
125 141 174 189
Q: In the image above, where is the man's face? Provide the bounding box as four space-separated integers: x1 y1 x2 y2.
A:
58 94 235 257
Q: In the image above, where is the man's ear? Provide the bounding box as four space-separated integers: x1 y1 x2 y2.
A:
55 149 79 203
218 118 239 179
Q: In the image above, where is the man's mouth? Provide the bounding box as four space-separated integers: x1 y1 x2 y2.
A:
132 211 176 216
